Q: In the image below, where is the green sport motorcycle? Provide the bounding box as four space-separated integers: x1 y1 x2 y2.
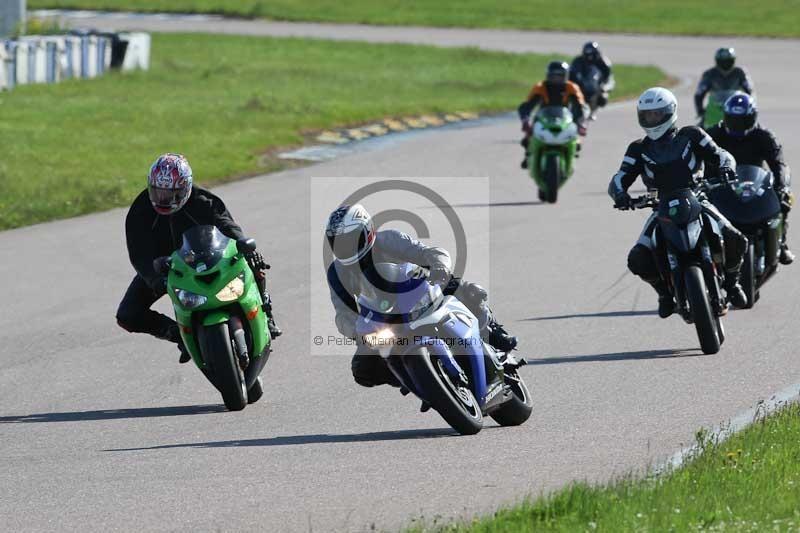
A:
155 225 272 411
702 89 737 129
526 106 579 203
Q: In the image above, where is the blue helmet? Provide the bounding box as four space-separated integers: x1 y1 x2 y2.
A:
723 92 757 137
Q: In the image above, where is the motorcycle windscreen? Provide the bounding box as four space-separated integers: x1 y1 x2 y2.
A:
536 105 573 125
356 262 440 324
178 225 231 271
709 165 781 225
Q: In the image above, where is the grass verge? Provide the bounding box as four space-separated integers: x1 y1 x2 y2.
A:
0 33 664 230
29 0 800 38
414 402 800 532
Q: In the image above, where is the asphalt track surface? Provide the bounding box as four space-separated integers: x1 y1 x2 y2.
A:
4 13 800 532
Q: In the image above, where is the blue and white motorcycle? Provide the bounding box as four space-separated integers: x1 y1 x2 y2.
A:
355 262 532 435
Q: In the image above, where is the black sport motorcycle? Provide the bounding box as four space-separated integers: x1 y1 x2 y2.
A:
708 165 784 308
619 182 729 354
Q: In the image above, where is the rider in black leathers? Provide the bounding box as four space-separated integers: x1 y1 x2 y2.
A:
695 47 754 122
117 154 281 364
609 88 748 317
569 41 613 112
706 92 794 264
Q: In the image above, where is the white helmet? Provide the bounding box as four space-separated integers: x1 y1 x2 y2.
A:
325 204 375 265
637 87 678 140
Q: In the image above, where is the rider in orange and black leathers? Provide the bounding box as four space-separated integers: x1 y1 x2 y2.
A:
518 61 587 168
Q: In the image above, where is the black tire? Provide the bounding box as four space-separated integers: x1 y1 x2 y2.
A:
247 377 264 404
741 244 756 309
544 154 560 204
200 323 247 411
685 265 721 355
406 350 483 435
490 371 533 427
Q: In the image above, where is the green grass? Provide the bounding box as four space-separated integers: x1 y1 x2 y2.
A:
415 402 800 532
29 0 800 38
0 33 664 230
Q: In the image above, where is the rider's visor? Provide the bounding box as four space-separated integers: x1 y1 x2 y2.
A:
149 187 188 213
638 106 674 129
723 112 755 135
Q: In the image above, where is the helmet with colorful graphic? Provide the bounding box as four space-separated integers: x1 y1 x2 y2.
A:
723 92 757 137
325 204 375 265
715 47 736 72
637 87 678 140
147 153 193 215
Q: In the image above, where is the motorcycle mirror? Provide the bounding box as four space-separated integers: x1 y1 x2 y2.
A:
153 256 171 275
237 238 257 254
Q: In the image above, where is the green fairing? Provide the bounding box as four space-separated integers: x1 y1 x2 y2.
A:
166 238 270 370
527 107 578 194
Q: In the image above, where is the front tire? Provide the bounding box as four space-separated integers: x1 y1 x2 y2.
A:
686 265 721 355
490 371 533 427
544 154 560 204
200 323 247 411
406 350 483 435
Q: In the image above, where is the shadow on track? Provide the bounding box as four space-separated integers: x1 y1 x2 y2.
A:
105 427 456 452
448 201 544 208
522 310 658 321
0 404 225 424
527 348 703 366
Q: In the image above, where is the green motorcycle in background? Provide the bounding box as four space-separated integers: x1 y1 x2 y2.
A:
702 89 738 129
527 106 579 203
156 225 272 411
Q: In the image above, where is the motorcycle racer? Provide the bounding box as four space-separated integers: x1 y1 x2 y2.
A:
608 88 749 316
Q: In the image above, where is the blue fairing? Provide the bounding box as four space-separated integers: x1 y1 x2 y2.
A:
437 312 488 407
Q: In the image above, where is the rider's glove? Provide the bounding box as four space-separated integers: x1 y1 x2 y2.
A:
779 189 794 211
577 124 588 136
613 191 632 210
428 266 451 286
521 121 532 134
720 167 737 183
245 250 270 271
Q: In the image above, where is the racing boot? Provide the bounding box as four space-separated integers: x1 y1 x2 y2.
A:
485 321 517 352
724 272 748 309
780 244 795 265
652 280 675 319
160 323 191 364
260 291 282 338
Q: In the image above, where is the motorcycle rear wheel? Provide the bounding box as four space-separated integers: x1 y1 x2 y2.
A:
200 323 248 411
686 265 721 355
489 371 533 427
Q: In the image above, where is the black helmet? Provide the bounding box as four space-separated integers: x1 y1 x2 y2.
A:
715 47 736 72
546 61 569 85
582 41 600 60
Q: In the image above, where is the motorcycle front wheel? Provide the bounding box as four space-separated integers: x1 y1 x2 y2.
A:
199 323 248 411
686 265 721 355
544 154 560 204
406 349 483 435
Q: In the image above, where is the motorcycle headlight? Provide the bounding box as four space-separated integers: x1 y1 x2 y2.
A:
364 328 395 347
176 289 207 309
216 272 246 302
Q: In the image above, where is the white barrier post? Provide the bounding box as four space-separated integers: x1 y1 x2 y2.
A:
0 0 26 38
